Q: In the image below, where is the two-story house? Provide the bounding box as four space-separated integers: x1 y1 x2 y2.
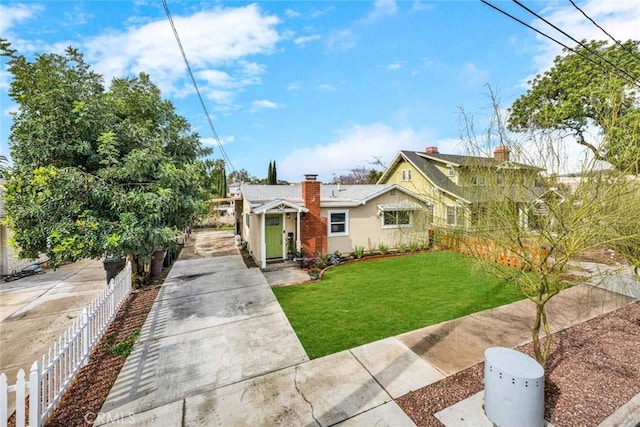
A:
377 146 544 229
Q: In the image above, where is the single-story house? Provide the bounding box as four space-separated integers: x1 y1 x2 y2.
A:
238 174 434 268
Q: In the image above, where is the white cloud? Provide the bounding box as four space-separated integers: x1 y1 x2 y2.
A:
387 63 401 71
531 1 640 73
459 62 490 87
0 3 42 33
279 123 430 181
81 4 280 108
287 81 302 91
294 34 321 46
250 99 280 111
201 135 235 147
317 84 336 92
363 0 398 22
285 9 301 18
326 29 357 52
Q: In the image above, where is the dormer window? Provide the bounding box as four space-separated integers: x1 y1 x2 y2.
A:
448 166 455 177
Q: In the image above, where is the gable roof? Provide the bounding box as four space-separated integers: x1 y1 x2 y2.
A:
378 150 543 204
241 183 433 212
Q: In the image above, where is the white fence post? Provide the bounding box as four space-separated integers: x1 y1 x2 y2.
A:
15 370 25 427
81 308 89 367
0 373 7 427
29 362 40 427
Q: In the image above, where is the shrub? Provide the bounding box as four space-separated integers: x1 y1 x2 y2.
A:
378 243 389 254
354 245 365 259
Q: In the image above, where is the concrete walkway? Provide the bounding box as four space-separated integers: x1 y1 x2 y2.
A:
97 230 637 426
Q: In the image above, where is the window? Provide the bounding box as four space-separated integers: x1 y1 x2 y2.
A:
427 205 434 224
328 210 349 236
448 167 456 177
496 171 504 185
446 206 466 226
401 169 412 181
470 175 485 185
265 216 280 226
245 213 250 229
446 206 456 225
383 210 411 228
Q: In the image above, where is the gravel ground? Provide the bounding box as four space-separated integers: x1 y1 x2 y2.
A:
397 301 640 427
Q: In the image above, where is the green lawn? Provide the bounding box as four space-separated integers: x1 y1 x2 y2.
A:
273 250 526 358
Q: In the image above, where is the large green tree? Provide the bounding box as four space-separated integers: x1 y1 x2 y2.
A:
2 42 211 280
508 40 640 172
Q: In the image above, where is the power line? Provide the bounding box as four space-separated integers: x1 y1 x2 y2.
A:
480 1 639 88
568 0 640 64
512 0 640 85
161 0 236 173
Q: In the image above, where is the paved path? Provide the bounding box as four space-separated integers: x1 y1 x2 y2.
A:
97 230 637 426
0 258 107 413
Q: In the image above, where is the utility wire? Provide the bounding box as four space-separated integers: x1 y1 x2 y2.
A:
568 0 640 64
512 0 639 85
480 1 639 88
161 0 236 173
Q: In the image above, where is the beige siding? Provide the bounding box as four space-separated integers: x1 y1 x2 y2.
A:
322 191 432 255
0 225 49 275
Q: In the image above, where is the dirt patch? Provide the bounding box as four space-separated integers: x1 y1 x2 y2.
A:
573 246 629 266
397 301 640 426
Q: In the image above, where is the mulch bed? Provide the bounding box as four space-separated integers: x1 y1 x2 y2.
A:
396 301 640 427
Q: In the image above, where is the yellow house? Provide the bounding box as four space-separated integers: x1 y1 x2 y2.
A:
377 146 543 228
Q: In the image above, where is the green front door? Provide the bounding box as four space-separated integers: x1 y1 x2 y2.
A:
265 214 283 259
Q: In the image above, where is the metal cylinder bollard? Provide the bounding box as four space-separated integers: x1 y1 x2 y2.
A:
484 347 545 427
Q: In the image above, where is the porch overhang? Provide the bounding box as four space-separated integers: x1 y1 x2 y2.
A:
253 199 309 215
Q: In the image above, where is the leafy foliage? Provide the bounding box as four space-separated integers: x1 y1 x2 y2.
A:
508 40 640 172
2 42 211 274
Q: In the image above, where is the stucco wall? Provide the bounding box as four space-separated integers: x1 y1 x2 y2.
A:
322 190 433 255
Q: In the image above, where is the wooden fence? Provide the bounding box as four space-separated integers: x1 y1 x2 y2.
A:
0 262 132 427
440 233 548 270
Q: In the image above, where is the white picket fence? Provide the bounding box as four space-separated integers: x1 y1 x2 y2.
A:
0 262 133 427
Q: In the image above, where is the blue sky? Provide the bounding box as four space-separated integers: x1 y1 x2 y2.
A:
1 1 639 182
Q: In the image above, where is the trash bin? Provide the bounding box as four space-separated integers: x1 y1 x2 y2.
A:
103 257 126 284
484 347 545 427
150 250 166 277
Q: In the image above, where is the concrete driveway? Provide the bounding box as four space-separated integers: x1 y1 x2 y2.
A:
96 230 637 426
0 258 108 412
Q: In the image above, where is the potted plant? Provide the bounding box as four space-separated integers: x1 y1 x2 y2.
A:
308 266 321 280
294 249 304 267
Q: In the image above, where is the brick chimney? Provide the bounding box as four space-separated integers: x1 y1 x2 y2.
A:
300 174 326 256
494 145 510 162
425 146 439 154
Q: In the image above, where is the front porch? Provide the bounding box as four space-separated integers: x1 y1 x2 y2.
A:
252 200 309 269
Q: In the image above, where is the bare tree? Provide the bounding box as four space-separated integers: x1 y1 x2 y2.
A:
457 89 640 364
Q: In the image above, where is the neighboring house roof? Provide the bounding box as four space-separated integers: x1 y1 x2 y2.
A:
379 150 544 204
241 183 433 212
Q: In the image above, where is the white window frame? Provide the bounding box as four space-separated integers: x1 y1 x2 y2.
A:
446 206 465 227
382 210 412 229
448 166 456 177
401 169 412 181
328 210 349 236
